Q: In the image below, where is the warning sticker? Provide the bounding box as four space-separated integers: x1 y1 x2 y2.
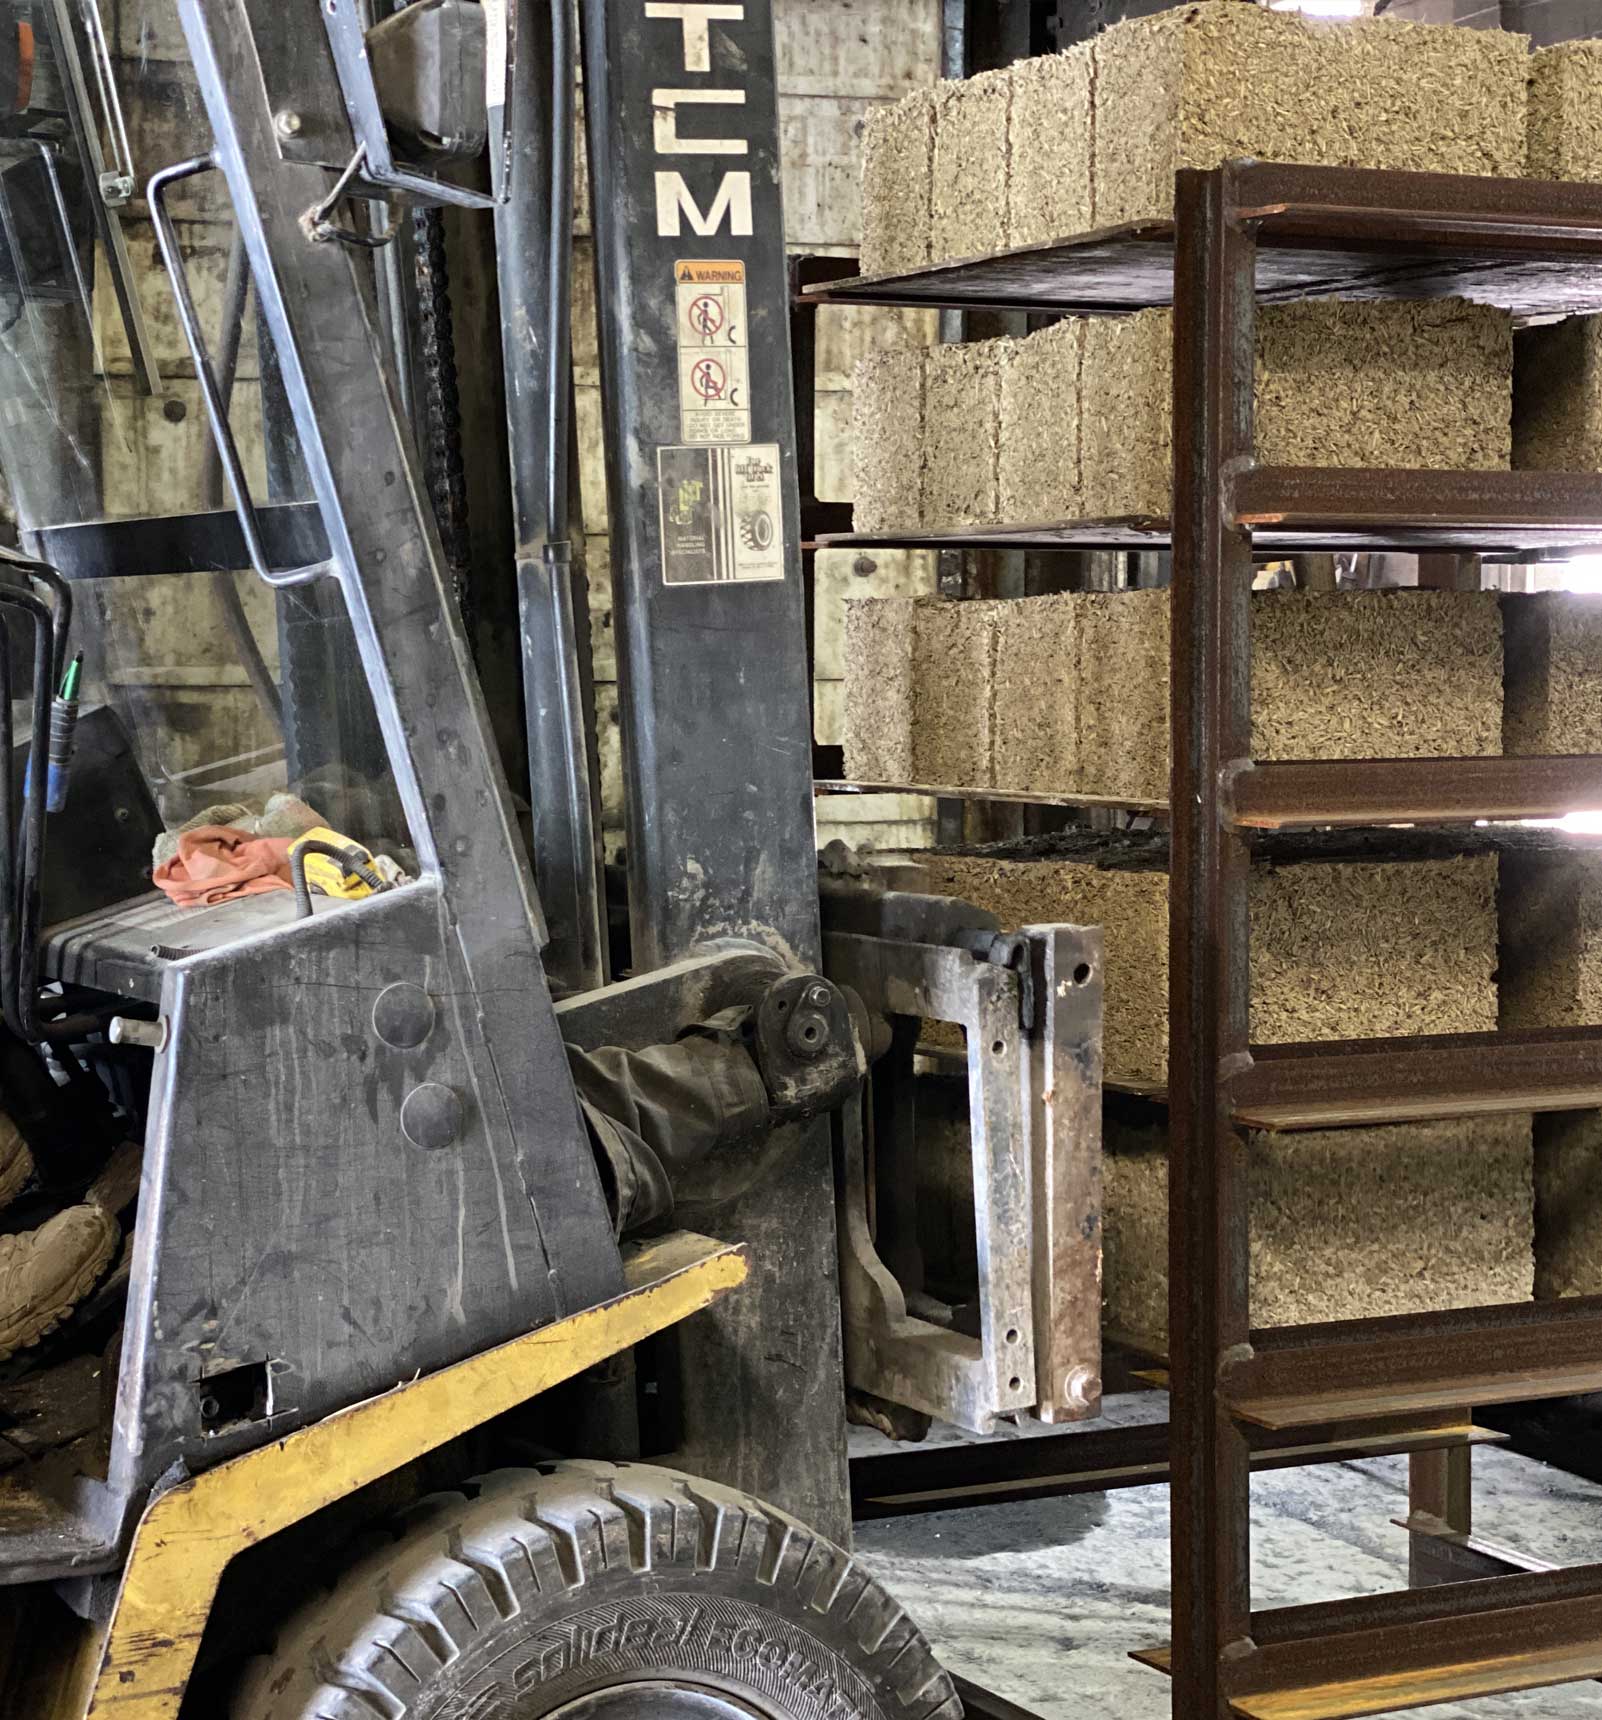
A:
675 258 750 444
657 443 785 586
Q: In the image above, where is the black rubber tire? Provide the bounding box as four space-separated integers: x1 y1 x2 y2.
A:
229 1460 960 1720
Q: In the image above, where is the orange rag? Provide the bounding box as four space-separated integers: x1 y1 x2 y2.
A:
152 824 296 909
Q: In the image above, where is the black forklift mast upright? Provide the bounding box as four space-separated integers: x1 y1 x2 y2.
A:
579 0 850 1538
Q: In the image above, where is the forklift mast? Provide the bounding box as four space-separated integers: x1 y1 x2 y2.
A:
579 0 850 1537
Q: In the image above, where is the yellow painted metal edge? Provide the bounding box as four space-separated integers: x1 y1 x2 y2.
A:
82 1236 748 1718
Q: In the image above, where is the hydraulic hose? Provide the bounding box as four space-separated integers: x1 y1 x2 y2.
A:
289 838 387 921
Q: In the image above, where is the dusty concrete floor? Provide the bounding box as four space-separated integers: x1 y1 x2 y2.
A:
851 1398 1602 1719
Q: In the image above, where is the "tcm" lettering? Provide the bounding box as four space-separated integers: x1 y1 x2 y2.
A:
647 2 754 237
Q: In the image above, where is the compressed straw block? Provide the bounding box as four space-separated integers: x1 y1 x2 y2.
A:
919 851 1498 1086
1528 41 1602 185
851 350 927 534
1515 318 1602 476
1007 47 1095 249
1104 1112 1533 1350
860 88 937 277
1093 2 1528 229
931 68 1012 265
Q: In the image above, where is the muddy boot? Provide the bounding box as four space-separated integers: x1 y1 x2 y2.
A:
0 1206 118 1361
0 1116 33 1213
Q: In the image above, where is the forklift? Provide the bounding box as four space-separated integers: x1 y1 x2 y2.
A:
0 0 1103 1714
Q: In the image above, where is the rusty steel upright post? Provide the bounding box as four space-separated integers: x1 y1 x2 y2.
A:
1168 164 1258 1716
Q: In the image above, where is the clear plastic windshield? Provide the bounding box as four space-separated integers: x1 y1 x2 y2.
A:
0 0 406 866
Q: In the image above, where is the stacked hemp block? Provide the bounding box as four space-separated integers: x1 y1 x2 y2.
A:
1501 846 1602 1032
1528 40 1602 184
930 68 1012 264
1504 594 1602 757
1532 1110 1602 1300
843 589 1503 802
1085 300 1511 520
918 849 1499 1086
841 597 1002 787
851 351 926 535
853 301 1512 532
1103 1112 1534 1350
1007 46 1094 248
859 4 1529 268
860 90 936 276
1514 318 1602 476
925 340 1007 527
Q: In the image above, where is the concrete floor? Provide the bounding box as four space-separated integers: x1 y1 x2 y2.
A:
852 1397 1602 1718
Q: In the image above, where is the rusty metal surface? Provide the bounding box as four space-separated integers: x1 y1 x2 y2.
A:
850 1416 1498 1520
802 162 1602 319
1167 163 1259 1718
1223 1297 1602 1430
1228 754 1602 829
1231 1027 1602 1129
1233 466 1602 552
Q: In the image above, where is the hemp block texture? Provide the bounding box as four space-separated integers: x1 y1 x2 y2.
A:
840 597 1004 787
1104 1113 1533 1350
979 589 1500 799
1501 847 1602 1032
912 600 1004 787
841 598 917 783
924 339 1007 528
1092 2 1527 229
919 853 1498 1085
1533 1110 1602 1300
852 350 926 534
860 88 936 276
1515 318 1602 475
1081 300 1512 518
998 320 1083 525
1008 48 1094 249
1504 593 1602 757
931 69 1011 265
1252 590 1503 764
1528 41 1602 184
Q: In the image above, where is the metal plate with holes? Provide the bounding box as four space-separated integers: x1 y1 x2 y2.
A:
825 926 1103 1434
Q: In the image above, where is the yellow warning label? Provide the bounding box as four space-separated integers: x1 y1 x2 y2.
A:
675 258 750 444
676 259 745 285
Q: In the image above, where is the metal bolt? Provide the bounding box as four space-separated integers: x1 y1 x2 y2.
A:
109 1016 168 1051
851 556 878 578
803 982 832 1010
275 110 304 139
1062 1365 1100 1413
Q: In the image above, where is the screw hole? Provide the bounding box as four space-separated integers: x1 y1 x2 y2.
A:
991 1038 1006 1055
1072 962 1092 985
1008 1376 1021 1392
802 1023 820 1042
1006 1327 1019 1344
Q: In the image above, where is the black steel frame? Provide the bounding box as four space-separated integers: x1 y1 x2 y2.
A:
806 160 1602 1716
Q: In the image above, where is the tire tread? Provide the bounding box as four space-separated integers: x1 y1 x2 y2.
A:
231 1462 955 1720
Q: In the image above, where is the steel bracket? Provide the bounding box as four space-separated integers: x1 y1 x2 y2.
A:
825 926 1103 1433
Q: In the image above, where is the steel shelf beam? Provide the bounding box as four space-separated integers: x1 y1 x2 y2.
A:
1222 1297 1602 1429
1228 755 1602 829
1231 1027 1602 1128
1137 1565 1602 1718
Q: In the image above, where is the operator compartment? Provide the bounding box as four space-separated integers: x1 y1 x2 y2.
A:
0 0 527 1590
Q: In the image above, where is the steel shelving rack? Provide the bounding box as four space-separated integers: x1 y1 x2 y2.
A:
803 160 1602 1718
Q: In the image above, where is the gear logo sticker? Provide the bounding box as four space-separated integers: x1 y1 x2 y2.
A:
657 445 785 585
